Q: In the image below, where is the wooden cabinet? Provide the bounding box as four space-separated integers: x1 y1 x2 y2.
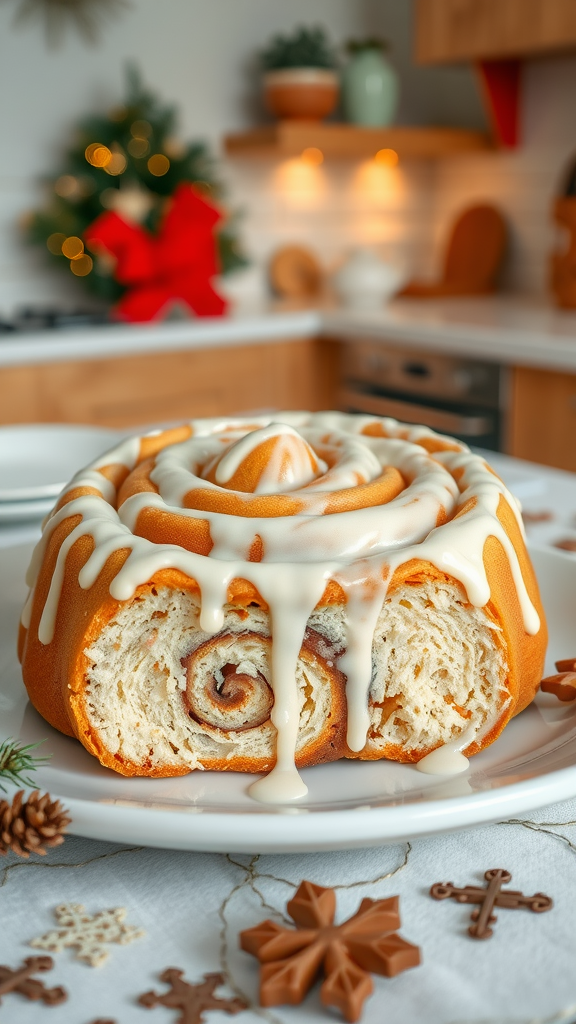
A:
416 0 576 64
0 338 341 429
509 365 576 472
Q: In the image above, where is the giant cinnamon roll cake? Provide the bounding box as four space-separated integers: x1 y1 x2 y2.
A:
19 413 547 801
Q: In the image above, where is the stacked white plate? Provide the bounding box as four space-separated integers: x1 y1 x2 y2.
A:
0 424 121 524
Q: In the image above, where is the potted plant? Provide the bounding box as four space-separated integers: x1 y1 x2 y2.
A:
260 26 339 121
341 38 399 127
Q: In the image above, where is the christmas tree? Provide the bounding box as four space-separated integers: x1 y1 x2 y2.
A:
27 65 247 305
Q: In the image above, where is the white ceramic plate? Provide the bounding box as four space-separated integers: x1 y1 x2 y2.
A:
1 542 576 853
0 496 55 523
0 424 120 502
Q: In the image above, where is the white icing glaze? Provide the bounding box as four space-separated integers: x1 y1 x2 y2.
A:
208 422 327 494
22 412 541 801
416 724 477 776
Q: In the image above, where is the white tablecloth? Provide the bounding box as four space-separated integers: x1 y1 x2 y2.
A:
2 802 576 1024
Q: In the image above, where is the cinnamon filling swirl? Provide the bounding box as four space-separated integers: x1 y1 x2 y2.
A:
181 627 345 735
182 632 275 732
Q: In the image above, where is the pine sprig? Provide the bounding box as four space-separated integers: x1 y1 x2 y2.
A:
0 739 50 793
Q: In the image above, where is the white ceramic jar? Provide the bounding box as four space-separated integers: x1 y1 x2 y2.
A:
333 248 404 309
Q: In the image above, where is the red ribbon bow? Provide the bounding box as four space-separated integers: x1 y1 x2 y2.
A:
84 184 228 322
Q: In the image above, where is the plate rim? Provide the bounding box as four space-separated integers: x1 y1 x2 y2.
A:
0 423 121 503
35 758 576 852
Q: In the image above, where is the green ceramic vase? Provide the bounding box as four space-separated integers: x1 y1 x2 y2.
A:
342 47 399 127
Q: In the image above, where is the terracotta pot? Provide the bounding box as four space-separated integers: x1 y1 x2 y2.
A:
263 68 339 121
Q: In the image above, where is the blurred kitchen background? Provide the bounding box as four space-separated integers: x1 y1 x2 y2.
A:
3 0 576 482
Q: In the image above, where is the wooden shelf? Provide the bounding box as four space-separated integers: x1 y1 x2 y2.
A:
224 122 492 160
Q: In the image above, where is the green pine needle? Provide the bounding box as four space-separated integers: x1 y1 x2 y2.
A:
0 738 50 793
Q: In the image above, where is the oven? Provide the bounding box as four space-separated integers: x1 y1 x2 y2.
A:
340 338 506 452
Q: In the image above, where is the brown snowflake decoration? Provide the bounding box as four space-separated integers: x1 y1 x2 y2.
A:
139 970 246 1024
4 0 129 45
240 880 421 1023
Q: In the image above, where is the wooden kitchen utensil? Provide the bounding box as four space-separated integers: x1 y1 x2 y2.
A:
269 245 323 298
400 204 507 298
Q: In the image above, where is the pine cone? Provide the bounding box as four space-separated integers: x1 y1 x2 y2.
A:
0 790 71 858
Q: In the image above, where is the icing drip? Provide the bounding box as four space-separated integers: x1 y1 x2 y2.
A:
416 724 477 776
335 564 389 752
22 412 541 800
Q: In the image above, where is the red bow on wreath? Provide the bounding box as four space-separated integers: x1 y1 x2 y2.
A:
84 184 228 322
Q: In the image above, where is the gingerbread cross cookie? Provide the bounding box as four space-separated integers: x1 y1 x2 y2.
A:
0 956 66 1006
431 868 553 938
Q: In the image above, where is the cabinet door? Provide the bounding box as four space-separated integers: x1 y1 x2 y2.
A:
0 339 340 429
416 0 576 64
509 365 576 472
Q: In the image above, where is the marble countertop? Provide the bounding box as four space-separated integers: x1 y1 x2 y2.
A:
3 296 576 373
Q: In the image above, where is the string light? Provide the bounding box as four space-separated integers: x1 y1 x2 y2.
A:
100 187 118 208
104 149 127 175
130 119 152 139
46 232 66 255
61 236 84 259
375 148 399 167
301 147 324 165
70 254 93 276
164 136 185 159
147 153 170 176
127 137 150 158
85 143 112 168
54 175 78 198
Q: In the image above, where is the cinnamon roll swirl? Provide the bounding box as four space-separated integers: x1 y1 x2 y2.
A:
18 413 547 800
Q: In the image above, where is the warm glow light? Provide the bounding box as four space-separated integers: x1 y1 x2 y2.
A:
61 236 84 259
47 232 66 255
147 153 170 176
375 148 399 167
273 158 326 209
85 143 112 168
164 136 185 159
100 187 118 209
54 175 78 198
130 119 152 139
127 137 149 158
301 147 324 166
105 150 127 175
70 254 93 276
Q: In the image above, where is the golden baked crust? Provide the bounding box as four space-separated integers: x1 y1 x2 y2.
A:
19 413 547 780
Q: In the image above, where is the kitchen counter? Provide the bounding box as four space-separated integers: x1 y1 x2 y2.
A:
3 296 576 373
323 296 576 373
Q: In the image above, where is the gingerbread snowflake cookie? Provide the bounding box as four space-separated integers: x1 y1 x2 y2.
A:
240 879 420 1022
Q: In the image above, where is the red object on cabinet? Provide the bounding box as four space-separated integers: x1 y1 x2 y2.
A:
476 59 521 148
